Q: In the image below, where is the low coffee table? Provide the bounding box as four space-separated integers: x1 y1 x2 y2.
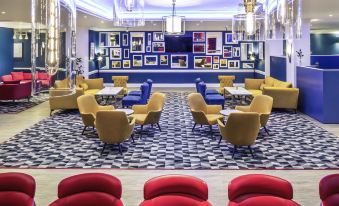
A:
220 109 243 116
224 87 252 105
115 108 134 116
96 87 123 105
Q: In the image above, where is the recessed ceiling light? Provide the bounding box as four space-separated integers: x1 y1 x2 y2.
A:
153 23 157 26
1 11 6 15
310 19 320 22
101 20 104 24
329 14 333 17
84 15 87 19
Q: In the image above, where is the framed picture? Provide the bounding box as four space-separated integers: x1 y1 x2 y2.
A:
110 48 122 60
193 44 205 53
228 60 240 69
160 55 168 65
122 33 129 46
171 55 188 68
89 42 95 60
146 46 151 52
213 64 220 70
100 48 108 56
194 56 212 69
259 42 264 60
144 55 158 66
243 62 255 69
153 32 164 41
130 32 145 53
241 43 254 61
233 47 241 57
152 42 165 53
133 55 143 67
99 32 109 47
148 33 152 45
220 59 228 68
109 32 120 47
124 49 129 59
123 60 131 68
213 56 219 64
225 33 236 44
193 32 205 42
206 32 222 55
112 61 121 68
223 46 233 58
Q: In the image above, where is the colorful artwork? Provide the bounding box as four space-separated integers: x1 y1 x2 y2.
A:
160 55 168 65
112 61 121 68
228 60 240 69
133 55 143 67
110 48 121 60
152 42 165 53
194 56 212 69
220 59 228 68
193 44 205 53
144 55 158 66
193 32 205 42
171 55 188 68
223 46 233 58
123 60 131 68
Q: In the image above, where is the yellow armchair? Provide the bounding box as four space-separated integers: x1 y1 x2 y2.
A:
95 111 135 155
77 95 115 135
54 78 71 89
235 95 273 135
131 93 166 136
49 88 84 115
217 112 260 158
112 76 129 95
187 93 224 138
218 75 235 95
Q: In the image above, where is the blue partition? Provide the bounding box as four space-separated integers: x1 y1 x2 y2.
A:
297 66 339 123
311 55 339 69
0 28 14 77
270 56 287 81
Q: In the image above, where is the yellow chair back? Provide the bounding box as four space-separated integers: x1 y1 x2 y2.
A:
187 93 207 114
249 95 273 114
147 93 166 112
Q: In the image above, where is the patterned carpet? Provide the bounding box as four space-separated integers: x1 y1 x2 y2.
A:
0 92 338 169
0 93 49 114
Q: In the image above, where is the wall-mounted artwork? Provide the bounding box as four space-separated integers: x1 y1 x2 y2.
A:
109 32 120 47
194 56 212 69
13 42 23 59
146 46 151 52
243 62 255 69
144 55 158 66
160 55 168 65
122 33 129 46
124 49 129 58
100 48 108 56
171 55 188 68
259 42 264 60
152 42 165 53
89 42 95 60
213 64 220 70
133 55 143 67
153 32 164 41
241 43 254 61
233 47 241 57
206 32 222 55
228 60 240 69
99 32 109 47
220 59 228 68
147 33 152 45
112 61 121 68
213 56 219 64
110 48 122 60
225 33 236 44
223 46 233 58
193 32 205 42
130 32 145 53
193 44 205 53
123 60 131 68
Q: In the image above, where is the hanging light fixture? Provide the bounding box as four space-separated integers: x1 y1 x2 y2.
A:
162 0 185 35
113 0 145 27
244 0 256 35
13 31 17 39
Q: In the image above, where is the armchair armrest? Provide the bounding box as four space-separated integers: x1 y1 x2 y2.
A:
206 105 222 114
84 78 104 90
132 105 148 114
235 105 250 112
98 105 115 111
263 87 299 109
245 79 265 90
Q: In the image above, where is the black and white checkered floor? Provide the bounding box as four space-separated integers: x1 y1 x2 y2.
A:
0 92 338 169
0 93 49 114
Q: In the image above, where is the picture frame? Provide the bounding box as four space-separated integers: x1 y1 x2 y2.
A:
243 62 255 69
193 44 205 54
206 32 222 55
220 59 228 68
213 56 220 64
259 42 264 60
122 33 129 46
160 55 168 65
144 55 158 66
241 43 254 61
124 49 129 59
112 61 121 68
148 33 152 45
100 48 108 56
193 32 205 42
130 32 145 53
123 60 131 68
213 64 220 70
171 55 188 68
89 42 95 60
133 55 143 67
110 48 122 60
152 42 165 53
228 60 240 69
233 47 241 57
194 56 212 69
225 33 236 44
13 42 23 59
99 32 109 47
146 46 151 52
109 32 120 47
223 46 233 58
153 32 164 41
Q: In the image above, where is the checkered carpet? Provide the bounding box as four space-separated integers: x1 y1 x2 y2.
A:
0 92 338 169
0 93 49 114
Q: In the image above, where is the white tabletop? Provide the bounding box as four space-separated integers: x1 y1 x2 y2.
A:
115 109 134 116
220 109 243 116
96 87 123 96
224 87 252 96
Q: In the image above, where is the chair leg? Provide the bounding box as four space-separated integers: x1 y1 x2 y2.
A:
209 125 213 138
81 126 87 135
264 126 270 136
131 133 135 143
218 136 223 145
100 143 107 156
192 123 197 132
232 145 237 159
248 146 255 158
140 125 144 138
118 144 123 155
157 123 162 132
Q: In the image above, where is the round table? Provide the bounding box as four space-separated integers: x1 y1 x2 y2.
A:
220 109 242 116
115 109 134 116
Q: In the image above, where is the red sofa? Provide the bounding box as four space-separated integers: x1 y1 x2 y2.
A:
0 81 32 101
49 173 124 206
0 172 36 206
2 71 54 88
140 175 212 206
228 174 300 206
320 174 339 206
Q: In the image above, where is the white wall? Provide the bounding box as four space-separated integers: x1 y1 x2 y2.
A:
264 40 284 76
76 27 89 78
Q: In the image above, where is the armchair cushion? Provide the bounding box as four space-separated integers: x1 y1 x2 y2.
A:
11 72 24 81
2 75 13 82
79 83 89 91
23 73 32 80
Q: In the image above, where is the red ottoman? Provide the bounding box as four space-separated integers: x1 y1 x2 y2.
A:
320 174 339 206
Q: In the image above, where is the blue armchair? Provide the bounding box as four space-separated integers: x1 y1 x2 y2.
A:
128 79 153 99
195 78 219 95
198 82 225 109
122 82 149 108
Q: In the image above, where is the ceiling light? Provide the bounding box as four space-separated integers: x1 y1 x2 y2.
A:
1 11 6 15
113 0 145 27
162 0 185 35
243 0 256 35
329 14 333 17
101 20 104 24
83 15 87 18
310 19 320 22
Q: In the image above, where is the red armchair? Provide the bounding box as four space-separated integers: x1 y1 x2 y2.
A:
0 82 32 101
140 175 212 206
1 71 54 88
228 174 300 206
320 174 339 206
0 172 36 206
49 173 124 206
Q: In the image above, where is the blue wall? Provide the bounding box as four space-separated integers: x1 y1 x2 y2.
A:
310 33 339 69
270 56 287 81
0 28 14 77
311 55 339 69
